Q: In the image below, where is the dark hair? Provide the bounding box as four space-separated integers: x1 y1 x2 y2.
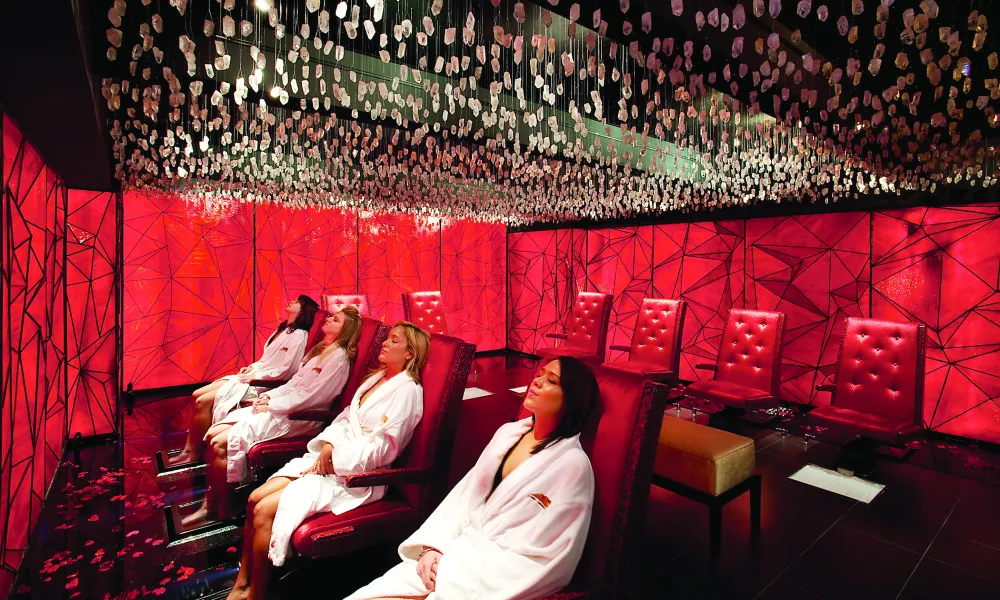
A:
531 356 599 454
265 295 319 347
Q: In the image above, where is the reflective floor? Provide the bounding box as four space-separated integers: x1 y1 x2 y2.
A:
10 353 1000 599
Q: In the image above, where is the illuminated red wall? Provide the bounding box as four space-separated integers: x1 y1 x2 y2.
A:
510 209 1000 444
1 114 67 593
123 194 506 390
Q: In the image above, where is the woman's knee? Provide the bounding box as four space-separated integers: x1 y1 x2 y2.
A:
194 394 215 411
210 433 229 456
252 495 280 529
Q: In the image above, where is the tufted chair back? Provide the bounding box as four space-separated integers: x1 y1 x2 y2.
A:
401 291 450 335
831 318 926 425
715 309 785 397
630 299 687 372
566 292 614 360
394 334 475 510
321 293 371 317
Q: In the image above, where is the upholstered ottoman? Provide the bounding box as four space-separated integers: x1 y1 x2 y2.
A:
653 417 760 557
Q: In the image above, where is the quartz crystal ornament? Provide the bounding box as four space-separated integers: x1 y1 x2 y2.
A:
733 3 745 28
671 0 682 17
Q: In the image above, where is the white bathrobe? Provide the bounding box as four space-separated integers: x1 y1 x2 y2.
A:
212 327 309 424
347 418 595 600
266 370 424 566
219 346 351 484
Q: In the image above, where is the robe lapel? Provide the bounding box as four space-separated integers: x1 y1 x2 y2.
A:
350 371 413 437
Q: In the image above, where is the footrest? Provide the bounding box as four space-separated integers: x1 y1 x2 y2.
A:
164 496 242 553
156 449 206 483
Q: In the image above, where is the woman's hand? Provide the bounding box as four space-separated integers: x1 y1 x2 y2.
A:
301 443 335 476
238 366 253 375
251 395 269 414
416 549 442 592
238 371 256 383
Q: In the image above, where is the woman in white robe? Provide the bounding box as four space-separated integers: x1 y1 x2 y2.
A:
167 295 318 466
225 322 432 600
181 307 363 526
347 356 600 600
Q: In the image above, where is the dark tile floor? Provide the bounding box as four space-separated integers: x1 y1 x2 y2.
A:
10 354 1000 599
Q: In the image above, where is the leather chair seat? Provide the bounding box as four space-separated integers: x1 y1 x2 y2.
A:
247 436 312 474
685 380 772 406
655 417 755 496
536 346 605 366
809 405 919 442
292 488 420 557
603 359 675 380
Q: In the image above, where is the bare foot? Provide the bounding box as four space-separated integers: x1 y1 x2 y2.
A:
225 583 250 600
166 449 199 467
180 505 215 527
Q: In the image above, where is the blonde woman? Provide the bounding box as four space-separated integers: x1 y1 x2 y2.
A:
182 307 363 527
225 322 431 600
168 296 319 467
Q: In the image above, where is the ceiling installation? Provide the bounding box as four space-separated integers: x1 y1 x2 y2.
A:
100 0 1000 223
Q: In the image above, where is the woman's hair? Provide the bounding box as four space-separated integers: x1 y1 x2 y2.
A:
369 321 431 383
265 294 319 347
531 356 600 454
301 306 363 364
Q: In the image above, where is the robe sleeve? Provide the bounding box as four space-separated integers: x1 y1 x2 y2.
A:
305 404 353 454
267 349 350 417
253 330 308 381
329 381 423 476
434 453 595 600
397 468 476 560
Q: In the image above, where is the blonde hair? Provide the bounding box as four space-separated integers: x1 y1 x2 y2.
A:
369 321 431 383
302 306 363 364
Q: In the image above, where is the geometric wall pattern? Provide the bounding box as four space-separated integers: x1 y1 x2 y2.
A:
1 114 68 595
66 190 119 437
652 221 746 382
125 194 507 390
873 205 1000 443
441 220 506 351
510 210 1000 444
747 213 870 406
122 191 255 390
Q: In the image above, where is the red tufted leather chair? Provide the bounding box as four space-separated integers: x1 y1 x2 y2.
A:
604 298 687 382
535 292 614 366
290 334 476 559
686 308 786 409
321 293 371 317
246 317 391 478
401 291 449 335
521 368 669 598
250 310 330 389
808 317 926 444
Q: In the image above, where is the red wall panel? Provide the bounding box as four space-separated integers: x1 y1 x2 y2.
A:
123 191 255 390
1 114 67 594
254 204 358 349
507 230 559 354
873 205 1000 443
441 220 506 351
358 213 441 325
746 213 871 406
586 227 654 361
66 190 119 436
652 221 746 382
556 229 587 326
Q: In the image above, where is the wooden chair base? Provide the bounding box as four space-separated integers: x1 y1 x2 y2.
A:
652 473 761 559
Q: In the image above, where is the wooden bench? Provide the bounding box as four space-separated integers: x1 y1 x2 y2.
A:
653 416 760 558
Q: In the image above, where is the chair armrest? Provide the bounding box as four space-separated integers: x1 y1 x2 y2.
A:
609 344 632 353
249 378 289 389
815 383 836 392
545 332 568 340
694 363 717 371
289 409 339 422
344 467 432 488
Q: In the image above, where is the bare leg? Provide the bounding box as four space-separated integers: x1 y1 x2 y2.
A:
247 487 285 600
229 478 292 600
168 390 221 466
193 378 227 399
180 425 233 526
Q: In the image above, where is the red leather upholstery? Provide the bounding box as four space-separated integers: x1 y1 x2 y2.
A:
536 292 613 365
809 317 926 443
401 291 449 335
605 298 686 382
686 308 786 409
292 334 476 559
247 318 391 478
305 310 330 350
321 293 371 317
543 368 670 597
